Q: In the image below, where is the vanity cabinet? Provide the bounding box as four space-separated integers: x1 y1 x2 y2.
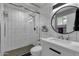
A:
41 40 79 56
41 42 60 56
41 41 62 56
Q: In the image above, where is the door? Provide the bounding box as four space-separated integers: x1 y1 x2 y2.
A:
24 16 37 45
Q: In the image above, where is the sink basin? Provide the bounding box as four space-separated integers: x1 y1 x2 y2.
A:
42 37 79 48
49 38 79 47
70 42 79 46
47 38 71 45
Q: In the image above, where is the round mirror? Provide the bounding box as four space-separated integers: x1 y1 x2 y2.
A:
51 6 78 34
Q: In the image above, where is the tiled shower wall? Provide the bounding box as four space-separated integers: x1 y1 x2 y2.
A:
2 4 39 52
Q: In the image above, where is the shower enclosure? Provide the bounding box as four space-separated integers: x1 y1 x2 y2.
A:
0 3 40 56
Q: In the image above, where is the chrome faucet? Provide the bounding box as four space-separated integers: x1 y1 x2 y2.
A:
57 35 70 40
66 35 70 40
58 35 64 39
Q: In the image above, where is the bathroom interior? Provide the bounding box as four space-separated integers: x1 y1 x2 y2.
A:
0 3 79 56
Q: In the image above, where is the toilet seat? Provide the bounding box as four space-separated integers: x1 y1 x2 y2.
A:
31 46 42 52
30 45 42 56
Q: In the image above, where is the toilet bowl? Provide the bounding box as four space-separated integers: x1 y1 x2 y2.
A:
30 45 42 56
30 41 42 56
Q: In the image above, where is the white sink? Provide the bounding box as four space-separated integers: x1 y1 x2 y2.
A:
70 41 79 46
42 37 79 47
47 37 71 45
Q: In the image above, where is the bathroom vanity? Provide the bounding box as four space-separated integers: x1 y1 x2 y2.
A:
41 38 79 56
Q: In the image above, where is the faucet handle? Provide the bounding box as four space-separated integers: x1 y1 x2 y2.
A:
57 35 61 39
66 35 70 40
61 36 64 39
57 35 64 39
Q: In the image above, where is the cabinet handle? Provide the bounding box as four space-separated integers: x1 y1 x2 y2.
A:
49 48 61 55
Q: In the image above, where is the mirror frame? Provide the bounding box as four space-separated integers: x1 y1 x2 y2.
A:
51 6 79 34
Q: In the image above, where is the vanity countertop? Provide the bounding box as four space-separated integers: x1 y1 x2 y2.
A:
41 37 79 53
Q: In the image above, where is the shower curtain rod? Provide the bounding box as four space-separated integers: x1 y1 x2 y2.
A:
9 3 40 14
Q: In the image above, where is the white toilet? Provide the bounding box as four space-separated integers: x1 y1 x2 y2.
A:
30 41 42 56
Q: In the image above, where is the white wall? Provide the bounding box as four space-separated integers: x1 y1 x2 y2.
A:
66 12 75 33
39 4 57 38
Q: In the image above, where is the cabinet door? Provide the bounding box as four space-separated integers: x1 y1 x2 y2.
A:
74 52 79 56
41 41 61 56
42 46 60 56
60 47 75 56
50 44 74 56
62 48 79 56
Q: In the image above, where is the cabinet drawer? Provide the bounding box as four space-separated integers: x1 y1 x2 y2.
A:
48 43 64 53
41 42 62 56
42 46 60 56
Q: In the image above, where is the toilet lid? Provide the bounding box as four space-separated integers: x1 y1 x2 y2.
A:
31 46 42 52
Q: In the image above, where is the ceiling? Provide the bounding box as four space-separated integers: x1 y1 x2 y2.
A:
11 3 52 12
7 3 53 16
31 3 49 8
